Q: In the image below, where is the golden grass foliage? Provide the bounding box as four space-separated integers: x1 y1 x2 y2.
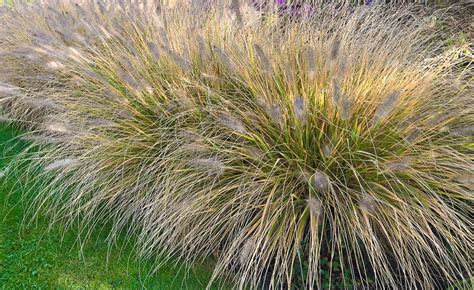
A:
1 1 473 289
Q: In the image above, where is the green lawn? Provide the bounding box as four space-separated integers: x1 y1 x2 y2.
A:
0 124 224 289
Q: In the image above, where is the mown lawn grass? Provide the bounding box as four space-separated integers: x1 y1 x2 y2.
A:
0 123 225 289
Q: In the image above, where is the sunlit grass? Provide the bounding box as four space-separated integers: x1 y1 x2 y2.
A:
0 124 227 289
1 1 472 289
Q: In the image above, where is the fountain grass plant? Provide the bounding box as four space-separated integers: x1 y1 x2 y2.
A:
1 0 473 289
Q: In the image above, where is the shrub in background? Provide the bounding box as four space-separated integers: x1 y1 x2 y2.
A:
1 1 473 289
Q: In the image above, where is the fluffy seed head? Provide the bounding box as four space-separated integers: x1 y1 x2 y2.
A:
188 157 225 177
45 122 72 134
311 170 330 193
256 95 270 113
230 0 243 25
24 98 57 108
147 42 161 59
0 84 20 97
373 90 401 123
451 125 474 137
293 95 307 123
405 128 421 144
247 146 265 160
20 135 67 145
160 44 190 70
44 158 76 172
213 46 235 70
322 142 333 159
305 47 316 77
359 195 376 212
453 175 474 190
385 157 412 173
239 237 255 265
332 78 342 105
329 38 340 61
217 112 246 133
45 61 65 70
307 197 323 217
339 95 353 120
270 103 284 126
254 44 271 72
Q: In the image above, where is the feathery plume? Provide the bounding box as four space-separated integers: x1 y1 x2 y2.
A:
373 91 401 123
405 128 421 144
28 46 51 58
217 112 246 133
31 29 53 45
24 98 57 108
201 72 220 81
158 27 170 48
70 31 88 45
451 125 474 137
188 157 225 176
229 0 243 25
118 69 141 91
305 47 316 78
82 68 109 84
239 237 255 265
339 95 353 121
254 44 271 72
213 46 235 71
46 61 66 70
293 96 307 123
160 43 190 70
66 47 89 63
322 142 333 159
311 170 330 193
385 157 412 172
179 129 203 143
90 118 116 127
256 95 271 113
331 77 352 120
270 103 284 127
0 84 20 96
283 58 295 85
21 134 67 145
247 146 265 160
44 158 76 171
428 111 452 127
147 41 161 59
332 79 342 105
118 109 133 119
454 175 474 190
197 35 208 60
45 122 72 134
329 39 340 61
97 0 107 15
145 86 154 94
359 195 376 212
307 197 323 217
180 141 208 153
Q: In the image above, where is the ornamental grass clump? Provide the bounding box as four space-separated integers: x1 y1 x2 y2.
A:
1 1 473 289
